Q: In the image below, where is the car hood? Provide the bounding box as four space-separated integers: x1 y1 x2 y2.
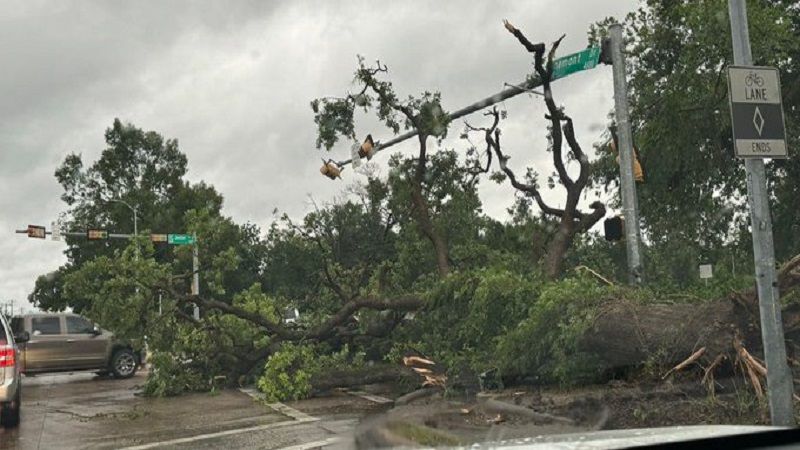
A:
468 425 785 449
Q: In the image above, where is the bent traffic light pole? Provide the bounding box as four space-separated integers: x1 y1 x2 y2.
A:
332 76 546 168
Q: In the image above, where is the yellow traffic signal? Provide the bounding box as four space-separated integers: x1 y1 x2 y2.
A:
27 225 46 239
608 134 644 183
87 229 108 240
358 134 375 160
320 160 343 180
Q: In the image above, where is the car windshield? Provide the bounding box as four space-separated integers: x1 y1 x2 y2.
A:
1 1 798 448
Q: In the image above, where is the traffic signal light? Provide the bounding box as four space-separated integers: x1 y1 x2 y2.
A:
608 128 645 182
604 216 624 241
599 37 613 65
150 234 168 243
27 225 46 239
320 160 343 180
87 229 109 240
358 134 376 160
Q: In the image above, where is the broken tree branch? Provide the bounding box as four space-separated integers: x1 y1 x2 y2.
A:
482 108 566 218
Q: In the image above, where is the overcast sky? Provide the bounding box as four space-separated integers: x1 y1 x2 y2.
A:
0 0 637 311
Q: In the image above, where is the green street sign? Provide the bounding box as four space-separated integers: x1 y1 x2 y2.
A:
167 234 196 245
552 47 601 81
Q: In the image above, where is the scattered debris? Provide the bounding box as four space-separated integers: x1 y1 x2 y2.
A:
403 355 447 388
488 413 505 424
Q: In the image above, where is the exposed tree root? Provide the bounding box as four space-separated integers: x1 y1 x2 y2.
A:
733 336 768 400
662 347 706 379
666 334 794 402
701 354 727 397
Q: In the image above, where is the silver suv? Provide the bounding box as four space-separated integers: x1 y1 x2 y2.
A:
0 312 24 428
12 313 140 379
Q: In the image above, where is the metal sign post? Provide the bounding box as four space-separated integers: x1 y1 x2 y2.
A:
609 23 644 284
192 236 200 320
728 0 794 426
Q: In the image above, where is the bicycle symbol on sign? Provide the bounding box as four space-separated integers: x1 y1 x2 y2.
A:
745 72 764 87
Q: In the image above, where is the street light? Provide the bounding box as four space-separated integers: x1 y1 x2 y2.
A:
106 198 139 260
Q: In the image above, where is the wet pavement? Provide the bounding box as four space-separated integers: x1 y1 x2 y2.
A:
0 371 391 449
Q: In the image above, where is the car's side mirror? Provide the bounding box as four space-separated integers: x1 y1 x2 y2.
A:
15 331 30 343
91 325 102 336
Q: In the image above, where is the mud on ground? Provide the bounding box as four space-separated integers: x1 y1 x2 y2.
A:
353 375 773 448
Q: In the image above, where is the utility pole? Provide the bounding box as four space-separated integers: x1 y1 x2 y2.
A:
609 23 644 284
192 237 200 321
108 199 139 260
728 0 795 426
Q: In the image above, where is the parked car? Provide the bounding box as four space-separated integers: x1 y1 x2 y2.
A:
0 312 26 428
11 313 141 379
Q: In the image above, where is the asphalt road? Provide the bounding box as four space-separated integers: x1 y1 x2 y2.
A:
0 371 390 449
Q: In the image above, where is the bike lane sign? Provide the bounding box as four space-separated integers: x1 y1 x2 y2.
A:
727 66 787 158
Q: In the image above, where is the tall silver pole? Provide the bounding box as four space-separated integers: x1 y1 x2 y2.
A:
728 0 794 426
133 207 139 261
192 238 200 320
609 23 643 284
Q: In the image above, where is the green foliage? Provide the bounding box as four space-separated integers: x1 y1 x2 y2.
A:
32 119 237 312
29 266 73 312
388 267 542 378
311 97 357 151
143 351 209 397
258 344 316 402
495 276 627 385
257 343 365 402
311 55 451 154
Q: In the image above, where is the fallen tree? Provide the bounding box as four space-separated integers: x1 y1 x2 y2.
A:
578 255 800 397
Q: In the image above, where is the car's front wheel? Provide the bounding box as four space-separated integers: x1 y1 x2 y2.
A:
110 349 138 379
1 388 21 428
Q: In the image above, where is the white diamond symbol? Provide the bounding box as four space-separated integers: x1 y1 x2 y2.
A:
753 106 765 137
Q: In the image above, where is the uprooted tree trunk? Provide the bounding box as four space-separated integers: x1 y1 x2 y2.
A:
577 254 800 397
311 365 418 393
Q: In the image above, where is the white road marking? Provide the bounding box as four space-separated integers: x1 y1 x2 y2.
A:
118 418 317 450
239 387 318 421
279 437 341 450
346 390 394 404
